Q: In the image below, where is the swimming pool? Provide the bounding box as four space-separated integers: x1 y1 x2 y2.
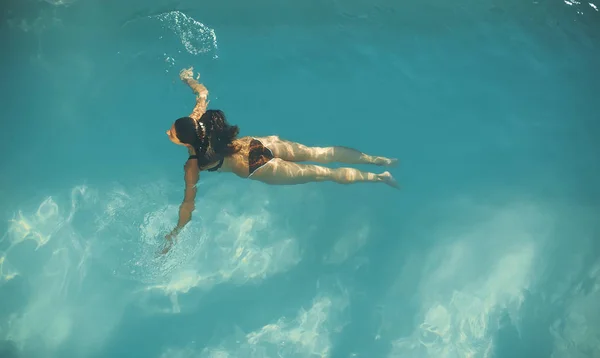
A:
1 0 599 357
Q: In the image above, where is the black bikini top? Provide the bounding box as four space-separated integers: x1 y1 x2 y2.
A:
188 155 224 172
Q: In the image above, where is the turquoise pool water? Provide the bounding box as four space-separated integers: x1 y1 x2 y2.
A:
1 0 599 357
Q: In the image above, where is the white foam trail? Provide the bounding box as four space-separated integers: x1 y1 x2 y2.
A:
1 185 129 357
386 202 546 358
550 260 600 358
68 180 304 314
222 293 347 357
132 183 303 313
159 287 349 358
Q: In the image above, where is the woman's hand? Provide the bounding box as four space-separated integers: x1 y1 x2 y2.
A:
159 241 172 255
180 67 208 99
179 67 194 81
159 231 178 255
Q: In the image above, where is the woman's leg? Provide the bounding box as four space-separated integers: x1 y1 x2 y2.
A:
249 158 399 188
256 136 398 166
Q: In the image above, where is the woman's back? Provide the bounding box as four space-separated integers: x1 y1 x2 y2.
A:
222 136 254 177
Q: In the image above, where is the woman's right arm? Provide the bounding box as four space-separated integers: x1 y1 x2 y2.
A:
162 161 200 254
180 67 209 120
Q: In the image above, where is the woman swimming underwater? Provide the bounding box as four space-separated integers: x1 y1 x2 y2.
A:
162 67 398 253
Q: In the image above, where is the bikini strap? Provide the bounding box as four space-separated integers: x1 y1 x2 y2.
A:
188 155 223 172
206 158 224 172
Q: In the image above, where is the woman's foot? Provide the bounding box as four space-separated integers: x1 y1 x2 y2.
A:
378 171 400 189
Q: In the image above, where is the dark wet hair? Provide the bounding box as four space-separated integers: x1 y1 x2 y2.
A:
174 110 240 166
